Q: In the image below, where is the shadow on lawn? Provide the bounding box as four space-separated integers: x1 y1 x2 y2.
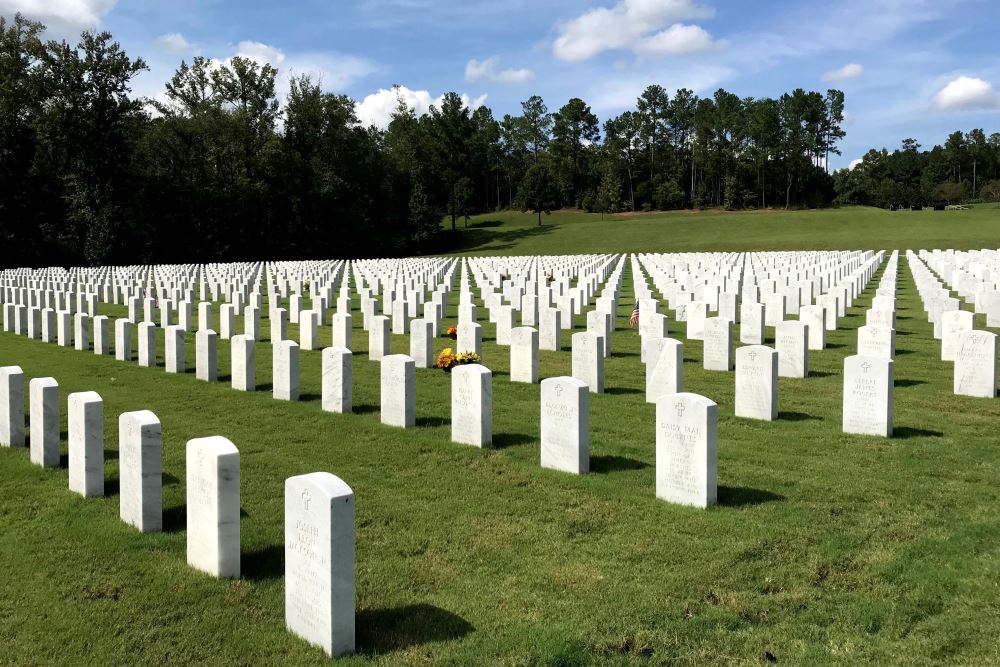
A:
448 219 556 253
357 603 474 654
163 504 186 533
591 455 649 473
493 432 534 449
242 544 283 581
717 486 785 507
893 426 944 439
605 387 642 396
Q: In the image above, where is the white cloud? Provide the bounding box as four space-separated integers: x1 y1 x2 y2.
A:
553 0 716 61
230 40 375 96
465 57 533 84
849 158 863 170
634 23 716 57
0 0 117 33
932 76 1000 111
823 63 864 81
155 32 190 53
356 85 487 129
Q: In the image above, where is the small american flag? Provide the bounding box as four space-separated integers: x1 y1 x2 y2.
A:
629 301 640 327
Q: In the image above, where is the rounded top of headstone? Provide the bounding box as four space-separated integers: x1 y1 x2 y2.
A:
68 390 102 403
541 376 589 391
285 471 353 501
29 376 58 388
120 409 160 428
655 391 717 410
0 365 24 375
187 435 239 457
737 344 775 359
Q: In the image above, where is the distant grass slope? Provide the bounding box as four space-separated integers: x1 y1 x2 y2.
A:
444 205 1000 256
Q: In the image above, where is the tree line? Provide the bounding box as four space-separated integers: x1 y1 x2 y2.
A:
834 130 1000 209
1 14 847 267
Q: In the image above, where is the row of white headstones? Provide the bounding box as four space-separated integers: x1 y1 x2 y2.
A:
0 364 355 657
1 246 972 656
908 250 999 398
2 250 909 495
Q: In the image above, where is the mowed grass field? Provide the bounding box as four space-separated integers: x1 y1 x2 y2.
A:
447 204 1000 255
2 206 1000 665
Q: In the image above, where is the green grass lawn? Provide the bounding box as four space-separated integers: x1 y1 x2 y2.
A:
445 204 1000 256
3 207 1000 665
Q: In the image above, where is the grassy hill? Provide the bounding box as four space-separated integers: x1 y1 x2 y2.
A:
445 205 1000 256
1 207 1000 664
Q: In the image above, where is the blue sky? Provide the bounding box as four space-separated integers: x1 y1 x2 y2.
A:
5 0 1000 168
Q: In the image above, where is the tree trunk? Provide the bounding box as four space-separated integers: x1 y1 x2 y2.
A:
537 210 542 226
626 161 635 212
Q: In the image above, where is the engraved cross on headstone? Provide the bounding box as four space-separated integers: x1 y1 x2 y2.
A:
675 401 686 418
861 361 871 373
301 488 312 511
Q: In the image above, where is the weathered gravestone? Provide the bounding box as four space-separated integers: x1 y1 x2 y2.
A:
646 338 683 403
331 313 352 350
941 310 974 361
540 376 589 474
284 472 356 657
703 317 733 371
231 335 256 392
186 436 241 578
93 316 110 355
655 392 717 508
409 318 433 369
842 355 893 437
321 347 352 414
735 345 778 420
510 327 539 384
29 377 59 467
115 319 132 361
196 329 218 381
165 326 185 374
739 302 764 345
857 325 895 360
273 340 301 401
451 364 492 447
0 366 25 447
138 322 157 367
571 332 604 393
799 305 826 350
68 391 103 497
380 355 415 428
954 330 997 398
368 316 390 361
119 410 162 533
458 322 483 359
776 320 808 378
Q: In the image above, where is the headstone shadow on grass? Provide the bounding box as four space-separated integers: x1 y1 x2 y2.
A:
892 426 944 439
491 432 534 449
241 543 283 581
590 455 649 473
356 603 474 654
716 486 785 507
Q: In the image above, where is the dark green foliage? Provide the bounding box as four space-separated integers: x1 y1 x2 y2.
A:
836 130 1000 208
0 13 856 267
518 163 560 225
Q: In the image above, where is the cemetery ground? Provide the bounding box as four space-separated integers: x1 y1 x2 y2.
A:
3 210 1000 664
449 203 1000 256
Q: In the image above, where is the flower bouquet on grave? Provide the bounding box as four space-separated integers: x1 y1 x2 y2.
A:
455 351 481 366
444 324 458 340
436 348 481 372
545 272 554 284
436 348 457 372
